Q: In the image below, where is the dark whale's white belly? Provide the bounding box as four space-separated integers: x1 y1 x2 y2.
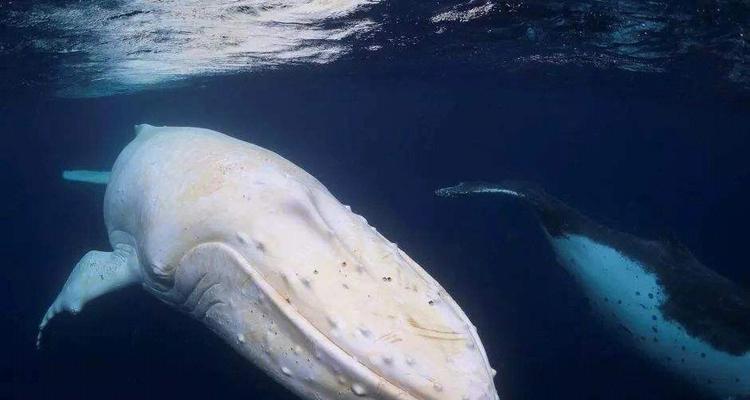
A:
551 233 750 398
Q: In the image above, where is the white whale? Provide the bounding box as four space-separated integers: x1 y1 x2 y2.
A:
38 125 499 400
437 181 750 400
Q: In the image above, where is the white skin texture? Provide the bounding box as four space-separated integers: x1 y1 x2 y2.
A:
39 125 499 400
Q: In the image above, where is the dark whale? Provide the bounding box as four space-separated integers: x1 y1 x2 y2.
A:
437 181 750 399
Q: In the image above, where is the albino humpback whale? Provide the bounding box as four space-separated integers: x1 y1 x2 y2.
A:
39 125 499 400
436 181 750 400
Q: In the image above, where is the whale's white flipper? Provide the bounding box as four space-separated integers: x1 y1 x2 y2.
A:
62 170 111 185
37 244 140 348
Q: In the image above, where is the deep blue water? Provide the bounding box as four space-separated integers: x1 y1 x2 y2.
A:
3 2 750 399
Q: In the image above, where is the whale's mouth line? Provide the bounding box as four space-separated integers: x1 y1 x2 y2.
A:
235 251 421 399
196 241 424 400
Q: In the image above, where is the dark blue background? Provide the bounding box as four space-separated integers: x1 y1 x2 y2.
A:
2 56 749 400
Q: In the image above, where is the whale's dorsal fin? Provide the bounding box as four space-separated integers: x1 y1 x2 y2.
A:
134 123 155 136
62 170 111 185
37 244 140 349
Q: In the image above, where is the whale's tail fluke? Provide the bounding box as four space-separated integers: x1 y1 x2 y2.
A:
62 170 111 185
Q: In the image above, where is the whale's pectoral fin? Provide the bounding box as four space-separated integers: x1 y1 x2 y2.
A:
37 244 140 349
436 181 579 233
435 181 529 199
62 170 111 184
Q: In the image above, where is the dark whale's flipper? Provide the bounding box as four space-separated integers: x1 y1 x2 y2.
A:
436 181 580 237
436 181 529 199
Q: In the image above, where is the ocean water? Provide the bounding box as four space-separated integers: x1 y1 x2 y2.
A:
2 1 750 399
